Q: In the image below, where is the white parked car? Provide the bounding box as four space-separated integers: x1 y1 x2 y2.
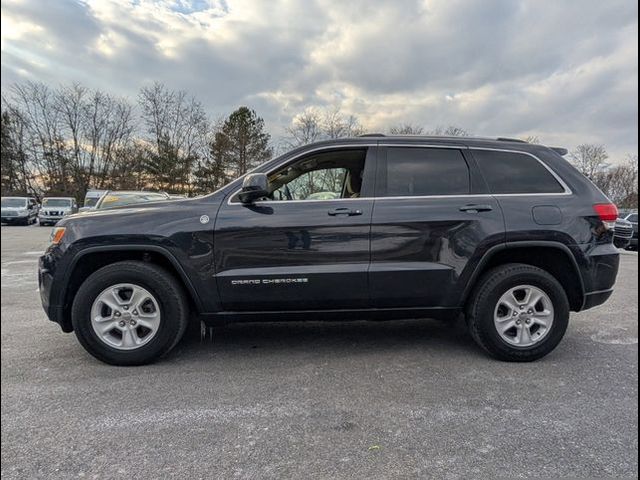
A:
38 197 79 226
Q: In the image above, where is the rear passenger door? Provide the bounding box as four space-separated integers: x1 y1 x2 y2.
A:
469 148 571 244
369 145 505 308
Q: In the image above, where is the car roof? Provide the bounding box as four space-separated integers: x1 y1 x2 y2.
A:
103 191 167 195
285 135 563 155
43 196 74 200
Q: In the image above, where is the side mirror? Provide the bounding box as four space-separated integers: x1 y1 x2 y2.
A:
238 173 269 204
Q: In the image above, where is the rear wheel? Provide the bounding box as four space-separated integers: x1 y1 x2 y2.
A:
71 261 189 365
466 263 569 362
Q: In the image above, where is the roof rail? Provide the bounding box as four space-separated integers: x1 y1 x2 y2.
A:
496 137 527 143
359 133 386 137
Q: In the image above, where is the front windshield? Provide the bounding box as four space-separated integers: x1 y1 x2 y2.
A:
1 198 27 208
97 193 167 209
628 214 638 223
43 198 72 207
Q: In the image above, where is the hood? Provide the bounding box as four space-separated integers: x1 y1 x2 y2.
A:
1 206 27 211
56 193 225 245
75 198 185 218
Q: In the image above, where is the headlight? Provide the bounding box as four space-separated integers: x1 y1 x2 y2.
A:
50 227 66 245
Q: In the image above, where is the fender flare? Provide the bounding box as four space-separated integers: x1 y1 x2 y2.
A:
61 244 204 313
461 240 585 308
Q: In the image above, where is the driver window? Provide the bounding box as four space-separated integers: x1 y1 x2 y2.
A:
268 149 366 202
272 168 347 201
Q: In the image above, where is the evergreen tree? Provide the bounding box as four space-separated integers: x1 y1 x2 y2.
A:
214 107 272 178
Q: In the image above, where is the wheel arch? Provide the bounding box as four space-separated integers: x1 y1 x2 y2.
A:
462 241 585 312
60 245 203 331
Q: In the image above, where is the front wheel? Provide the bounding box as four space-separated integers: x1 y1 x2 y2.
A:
71 261 189 365
466 263 569 362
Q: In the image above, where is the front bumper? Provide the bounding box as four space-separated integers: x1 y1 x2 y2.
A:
39 216 63 224
1 215 28 224
39 252 73 332
613 235 632 249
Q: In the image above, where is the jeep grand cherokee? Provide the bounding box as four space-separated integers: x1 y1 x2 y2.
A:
38 136 620 365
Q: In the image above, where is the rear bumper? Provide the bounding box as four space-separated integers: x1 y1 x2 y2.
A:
582 289 614 310
577 242 620 311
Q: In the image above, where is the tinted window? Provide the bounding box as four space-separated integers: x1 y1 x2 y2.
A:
627 214 638 223
474 150 565 194
385 148 470 196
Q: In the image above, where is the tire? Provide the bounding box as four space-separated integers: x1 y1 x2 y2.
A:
465 263 569 362
71 261 189 366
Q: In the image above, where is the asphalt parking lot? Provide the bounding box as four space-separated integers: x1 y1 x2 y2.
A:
1 225 638 479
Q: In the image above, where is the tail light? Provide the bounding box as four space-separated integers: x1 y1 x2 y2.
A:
593 203 618 229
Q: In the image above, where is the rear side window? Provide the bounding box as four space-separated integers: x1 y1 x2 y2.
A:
473 150 565 194
384 147 470 196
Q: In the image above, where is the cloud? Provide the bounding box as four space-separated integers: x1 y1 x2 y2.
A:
1 0 637 160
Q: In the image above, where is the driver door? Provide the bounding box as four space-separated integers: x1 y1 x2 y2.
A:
214 147 376 311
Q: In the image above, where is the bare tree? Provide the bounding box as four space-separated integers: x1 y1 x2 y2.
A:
55 84 134 198
593 154 638 208
285 108 323 147
571 144 609 180
322 108 363 139
389 123 424 135
6 81 73 196
430 125 470 137
138 82 209 193
285 107 364 148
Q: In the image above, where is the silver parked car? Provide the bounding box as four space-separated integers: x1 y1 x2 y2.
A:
38 197 79 226
1 196 39 225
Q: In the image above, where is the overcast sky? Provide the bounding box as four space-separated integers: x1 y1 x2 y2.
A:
1 0 637 160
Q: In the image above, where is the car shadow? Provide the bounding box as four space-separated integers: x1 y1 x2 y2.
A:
172 317 483 361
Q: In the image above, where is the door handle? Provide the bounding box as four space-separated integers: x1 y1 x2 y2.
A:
328 207 363 216
459 204 493 213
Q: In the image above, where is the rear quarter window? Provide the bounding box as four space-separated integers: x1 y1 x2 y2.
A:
473 150 566 194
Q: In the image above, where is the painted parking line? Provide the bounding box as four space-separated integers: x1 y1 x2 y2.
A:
2 260 39 266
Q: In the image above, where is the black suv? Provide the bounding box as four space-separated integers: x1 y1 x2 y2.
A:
39 136 620 365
